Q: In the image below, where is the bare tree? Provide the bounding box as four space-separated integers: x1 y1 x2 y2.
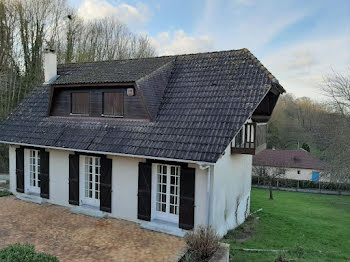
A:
253 164 286 200
322 68 350 116
0 0 157 172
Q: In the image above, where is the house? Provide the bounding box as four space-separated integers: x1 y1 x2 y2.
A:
0 48 284 237
253 149 324 181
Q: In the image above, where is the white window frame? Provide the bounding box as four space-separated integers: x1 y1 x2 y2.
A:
24 149 41 194
79 155 101 208
151 163 180 224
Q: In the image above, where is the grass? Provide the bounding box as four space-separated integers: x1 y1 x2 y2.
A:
224 188 350 262
0 244 58 262
0 190 11 197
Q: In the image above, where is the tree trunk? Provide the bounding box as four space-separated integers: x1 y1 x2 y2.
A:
269 185 274 200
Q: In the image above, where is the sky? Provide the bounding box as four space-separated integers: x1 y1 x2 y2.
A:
68 0 350 100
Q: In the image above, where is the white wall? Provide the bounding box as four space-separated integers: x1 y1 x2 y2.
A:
212 144 252 236
189 163 209 228
110 155 144 223
253 165 324 181
284 167 322 181
9 145 17 193
48 149 72 206
8 146 211 232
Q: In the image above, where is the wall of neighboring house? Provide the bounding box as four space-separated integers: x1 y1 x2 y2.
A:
253 165 324 181
9 145 209 230
284 167 323 181
211 144 252 237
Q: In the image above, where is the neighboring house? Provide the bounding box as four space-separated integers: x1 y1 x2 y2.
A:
253 149 324 182
0 48 284 237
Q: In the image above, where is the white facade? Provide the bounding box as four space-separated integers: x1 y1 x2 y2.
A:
9 144 251 237
254 165 323 181
211 144 252 236
284 167 323 181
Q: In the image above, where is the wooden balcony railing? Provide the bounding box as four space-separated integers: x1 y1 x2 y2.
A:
231 123 267 155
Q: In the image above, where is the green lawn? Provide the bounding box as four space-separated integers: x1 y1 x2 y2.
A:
224 188 350 262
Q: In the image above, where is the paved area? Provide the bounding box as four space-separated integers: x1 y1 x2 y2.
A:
0 196 185 262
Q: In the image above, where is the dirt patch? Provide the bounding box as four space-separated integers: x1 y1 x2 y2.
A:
223 216 259 243
0 196 185 262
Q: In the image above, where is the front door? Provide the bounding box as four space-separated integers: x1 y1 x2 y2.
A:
25 149 41 194
152 164 180 224
80 156 100 207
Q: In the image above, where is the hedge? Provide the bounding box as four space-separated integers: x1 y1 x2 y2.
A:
0 244 58 262
252 176 350 192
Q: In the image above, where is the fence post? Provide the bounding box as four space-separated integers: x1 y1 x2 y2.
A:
319 181 321 192
277 180 279 189
297 180 299 191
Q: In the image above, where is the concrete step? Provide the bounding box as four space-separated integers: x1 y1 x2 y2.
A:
70 205 107 218
17 193 45 204
141 219 187 237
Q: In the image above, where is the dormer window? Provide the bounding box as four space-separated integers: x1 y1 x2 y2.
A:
71 92 89 115
103 92 124 117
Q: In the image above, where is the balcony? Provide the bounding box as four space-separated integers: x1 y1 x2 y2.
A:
231 122 267 155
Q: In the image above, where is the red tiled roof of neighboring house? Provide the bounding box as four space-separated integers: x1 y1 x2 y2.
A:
253 149 324 170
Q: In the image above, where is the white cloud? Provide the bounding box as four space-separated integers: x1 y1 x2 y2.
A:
150 30 214 56
77 0 151 27
263 34 350 99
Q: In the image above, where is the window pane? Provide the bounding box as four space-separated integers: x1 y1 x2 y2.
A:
104 92 123 116
71 92 89 114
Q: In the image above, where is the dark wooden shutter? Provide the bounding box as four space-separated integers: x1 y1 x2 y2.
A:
100 156 112 213
71 92 89 114
137 162 152 221
103 92 123 116
40 149 50 199
16 147 24 193
179 166 195 230
69 154 79 205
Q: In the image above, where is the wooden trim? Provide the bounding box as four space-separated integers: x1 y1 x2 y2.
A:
146 159 189 168
47 86 55 115
231 148 256 155
51 82 135 88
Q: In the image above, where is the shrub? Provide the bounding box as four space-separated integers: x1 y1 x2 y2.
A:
0 190 11 197
0 244 58 262
184 226 220 261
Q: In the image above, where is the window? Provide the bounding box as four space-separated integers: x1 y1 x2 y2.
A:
71 92 89 115
297 170 301 174
103 92 123 116
29 149 40 189
156 164 180 216
84 156 100 201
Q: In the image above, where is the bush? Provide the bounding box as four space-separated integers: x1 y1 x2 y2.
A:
0 244 58 262
0 190 11 197
184 226 220 262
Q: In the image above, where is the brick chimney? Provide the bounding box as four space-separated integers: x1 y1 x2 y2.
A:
43 48 57 83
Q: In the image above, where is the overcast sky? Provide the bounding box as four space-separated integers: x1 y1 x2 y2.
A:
68 0 350 100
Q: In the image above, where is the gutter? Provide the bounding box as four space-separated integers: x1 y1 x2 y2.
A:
0 140 214 166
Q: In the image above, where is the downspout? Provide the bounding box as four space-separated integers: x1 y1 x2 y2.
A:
199 163 213 227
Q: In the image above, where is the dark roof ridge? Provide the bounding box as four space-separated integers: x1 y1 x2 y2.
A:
57 48 249 67
135 59 175 83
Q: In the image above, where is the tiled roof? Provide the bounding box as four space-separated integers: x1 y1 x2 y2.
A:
55 56 174 85
253 149 324 170
0 49 284 163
